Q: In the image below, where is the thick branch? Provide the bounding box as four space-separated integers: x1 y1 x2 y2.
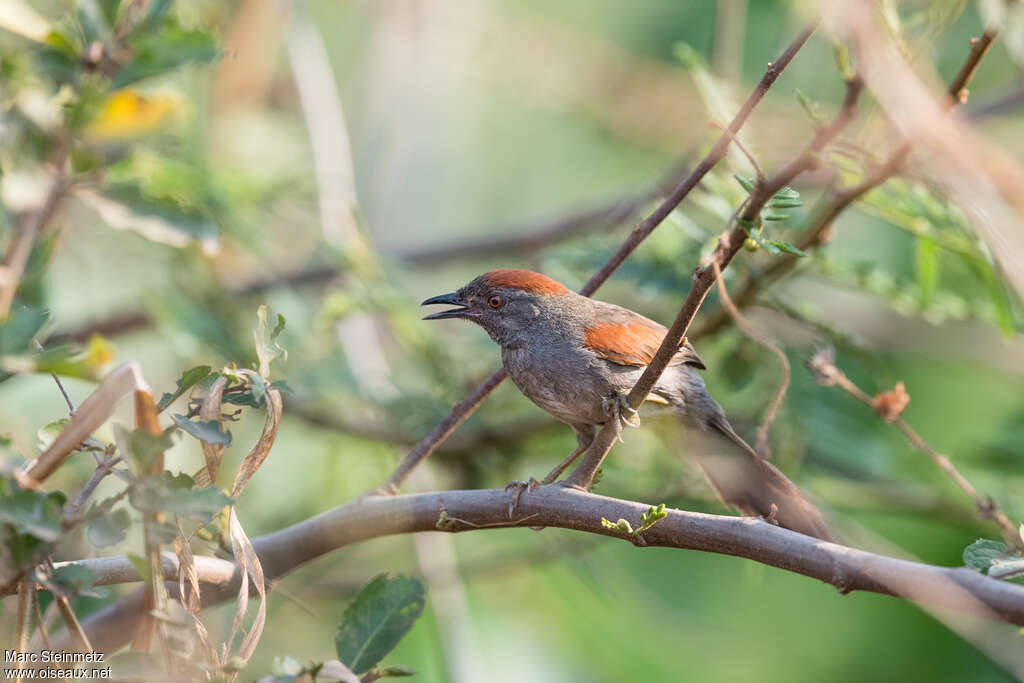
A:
56 486 1024 655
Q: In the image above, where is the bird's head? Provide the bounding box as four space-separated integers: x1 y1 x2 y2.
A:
422 269 571 346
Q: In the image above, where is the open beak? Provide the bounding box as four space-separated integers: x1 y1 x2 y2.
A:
421 291 471 320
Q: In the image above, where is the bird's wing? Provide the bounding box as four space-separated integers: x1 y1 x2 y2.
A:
582 305 705 369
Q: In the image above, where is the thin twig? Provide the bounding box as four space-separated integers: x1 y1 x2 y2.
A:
806 348 1023 552
695 30 999 339
65 455 124 521
711 260 790 459
55 595 94 653
561 76 864 489
379 22 821 494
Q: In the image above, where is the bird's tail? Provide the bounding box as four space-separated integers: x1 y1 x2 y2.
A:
674 402 833 541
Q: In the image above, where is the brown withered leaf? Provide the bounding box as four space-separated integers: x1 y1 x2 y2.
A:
872 381 910 422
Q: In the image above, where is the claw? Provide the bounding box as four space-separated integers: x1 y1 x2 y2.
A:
505 478 540 516
602 395 640 439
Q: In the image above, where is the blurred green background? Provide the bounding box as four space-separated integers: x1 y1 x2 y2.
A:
2 0 1024 680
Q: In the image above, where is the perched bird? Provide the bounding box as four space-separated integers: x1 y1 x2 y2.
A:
423 269 831 540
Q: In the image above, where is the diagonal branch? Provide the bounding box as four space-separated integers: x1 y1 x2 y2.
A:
563 76 864 489
380 21 821 494
807 348 1023 552
695 29 999 340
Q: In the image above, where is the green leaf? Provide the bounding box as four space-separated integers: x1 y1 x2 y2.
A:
378 665 416 677
112 24 220 88
87 507 130 547
335 574 426 675
116 426 174 471
772 185 800 200
222 380 291 408
0 489 63 541
79 184 218 252
767 197 803 209
963 539 1008 572
49 563 107 598
37 418 69 452
915 237 938 307
157 365 213 411
171 414 232 446
766 240 807 257
130 472 232 523
127 553 151 584
763 213 790 221
733 174 755 193
0 304 48 356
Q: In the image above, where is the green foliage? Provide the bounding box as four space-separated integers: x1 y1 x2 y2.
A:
86 506 130 547
130 472 232 524
44 562 107 598
335 573 426 675
0 488 63 542
601 503 668 538
734 176 807 256
157 365 213 411
963 537 1024 581
172 414 232 446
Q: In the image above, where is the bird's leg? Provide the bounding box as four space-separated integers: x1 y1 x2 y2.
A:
561 417 622 491
540 424 595 484
506 425 595 514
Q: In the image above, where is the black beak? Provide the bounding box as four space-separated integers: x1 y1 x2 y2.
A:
422 291 470 320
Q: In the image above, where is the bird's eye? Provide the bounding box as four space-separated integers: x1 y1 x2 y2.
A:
488 295 504 309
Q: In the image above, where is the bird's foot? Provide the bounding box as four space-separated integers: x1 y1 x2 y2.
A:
602 394 639 441
504 477 541 516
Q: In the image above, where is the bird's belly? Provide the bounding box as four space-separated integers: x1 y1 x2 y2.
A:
501 346 626 425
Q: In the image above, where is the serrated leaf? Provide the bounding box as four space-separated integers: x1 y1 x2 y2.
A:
130 472 232 523
0 489 63 541
963 539 1008 572
87 507 130 547
335 574 426 675
50 563 107 598
112 24 220 88
158 365 213 411
116 425 173 471
172 414 232 445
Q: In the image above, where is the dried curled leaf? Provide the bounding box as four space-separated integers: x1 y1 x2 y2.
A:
871 381 910 422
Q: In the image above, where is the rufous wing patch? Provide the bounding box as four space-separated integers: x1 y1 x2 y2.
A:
583 319 705 369
583 319 667 366
482 269 569 295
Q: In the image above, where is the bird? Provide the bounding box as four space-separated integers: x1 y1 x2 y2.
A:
422 268 832 540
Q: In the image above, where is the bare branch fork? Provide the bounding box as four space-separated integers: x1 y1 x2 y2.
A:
695 29 999 339
561 76 865 489
380 21 821 495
